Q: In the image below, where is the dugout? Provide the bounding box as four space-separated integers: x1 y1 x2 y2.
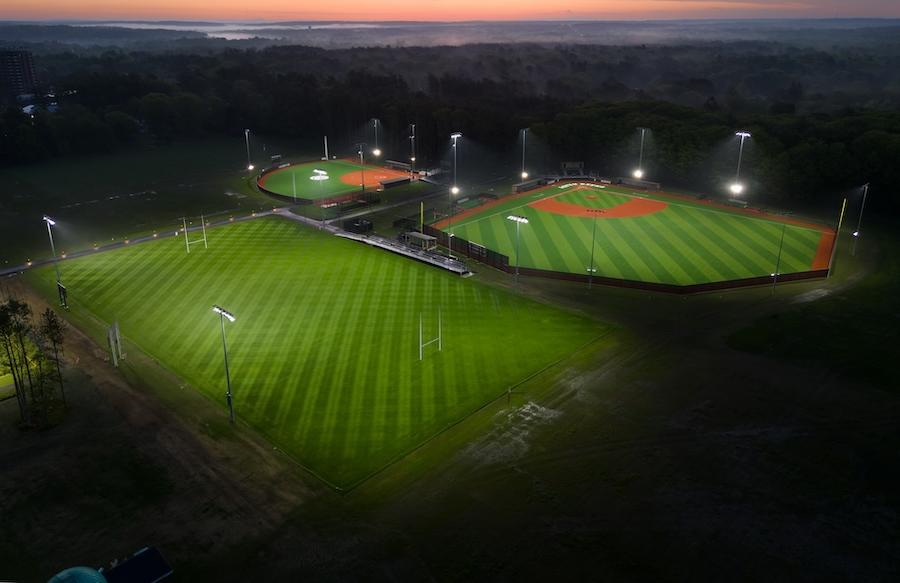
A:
386 159 412 171
381 176 411 190
344 218 373 234
402 231 437 251
513 178 544 193
618 177 661 190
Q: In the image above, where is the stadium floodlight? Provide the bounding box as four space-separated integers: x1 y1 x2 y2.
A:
730 130 752 195
851 182 870 256
372 118 380 154
506 215 529 286
42 215 63 300
448 132 463 238
212 304 237 424
244 129 254 172
521 128 529 182
212 305 236 322
634 127 648 181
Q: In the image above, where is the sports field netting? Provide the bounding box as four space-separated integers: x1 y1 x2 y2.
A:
28 217 601 488
258 159 409 201
436 183 834 286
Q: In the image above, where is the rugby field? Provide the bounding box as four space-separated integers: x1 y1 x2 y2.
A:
28 217 601 488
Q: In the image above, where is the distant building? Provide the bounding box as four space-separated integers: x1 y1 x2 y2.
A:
0 50 36 98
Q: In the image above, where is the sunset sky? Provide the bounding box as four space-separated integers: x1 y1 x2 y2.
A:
1 0 899 21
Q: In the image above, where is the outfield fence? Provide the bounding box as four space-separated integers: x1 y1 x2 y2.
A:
422 224 830 294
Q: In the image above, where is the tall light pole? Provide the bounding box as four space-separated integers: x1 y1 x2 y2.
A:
244 129 254 172
371 119 381 157
507 215 529 286
730 131 751 195
851 182 870 256
448 132 462 241
409 123 416 174
357 143 367 199
772 223 786 294
827 197 848 278
212 305 237 424
42 215 61 285
42 215 66 307
633 127 647 179
520 128 529 180
586 208 604 289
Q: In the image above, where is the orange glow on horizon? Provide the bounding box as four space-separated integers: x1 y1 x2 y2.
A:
2 0 899 21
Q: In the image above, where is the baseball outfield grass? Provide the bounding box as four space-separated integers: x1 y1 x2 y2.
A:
28 216 601 488
258 159 409 202
437 182 835 286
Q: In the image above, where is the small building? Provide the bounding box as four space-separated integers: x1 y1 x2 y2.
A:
403 231 437 252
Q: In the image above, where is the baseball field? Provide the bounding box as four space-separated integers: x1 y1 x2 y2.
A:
435 182 835 286
258 159 410 202
27 217 601 489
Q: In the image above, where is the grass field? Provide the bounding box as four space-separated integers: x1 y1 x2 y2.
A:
28 217 601 488
258 159 410 201
729 223 900 389
0 138 285 268
437 182 835 286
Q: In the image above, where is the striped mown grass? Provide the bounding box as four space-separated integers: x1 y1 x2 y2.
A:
28 217 601 488
441 183 832 286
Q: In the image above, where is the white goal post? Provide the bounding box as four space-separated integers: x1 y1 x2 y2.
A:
182 214 209 254
418 308 442 361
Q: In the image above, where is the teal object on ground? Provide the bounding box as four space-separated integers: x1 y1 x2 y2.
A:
48 567 108 583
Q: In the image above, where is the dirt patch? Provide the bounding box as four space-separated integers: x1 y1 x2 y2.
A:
529 195 668 219
812 230 836 269
338 167 409 188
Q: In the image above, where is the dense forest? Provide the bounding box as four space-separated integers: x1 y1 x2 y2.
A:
1 40 898 213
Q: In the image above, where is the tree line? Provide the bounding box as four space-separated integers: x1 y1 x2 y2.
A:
0 45 897 213
0 298 68 428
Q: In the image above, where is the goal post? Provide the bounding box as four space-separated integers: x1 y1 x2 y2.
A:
182 214 209 254
418 308 442 361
